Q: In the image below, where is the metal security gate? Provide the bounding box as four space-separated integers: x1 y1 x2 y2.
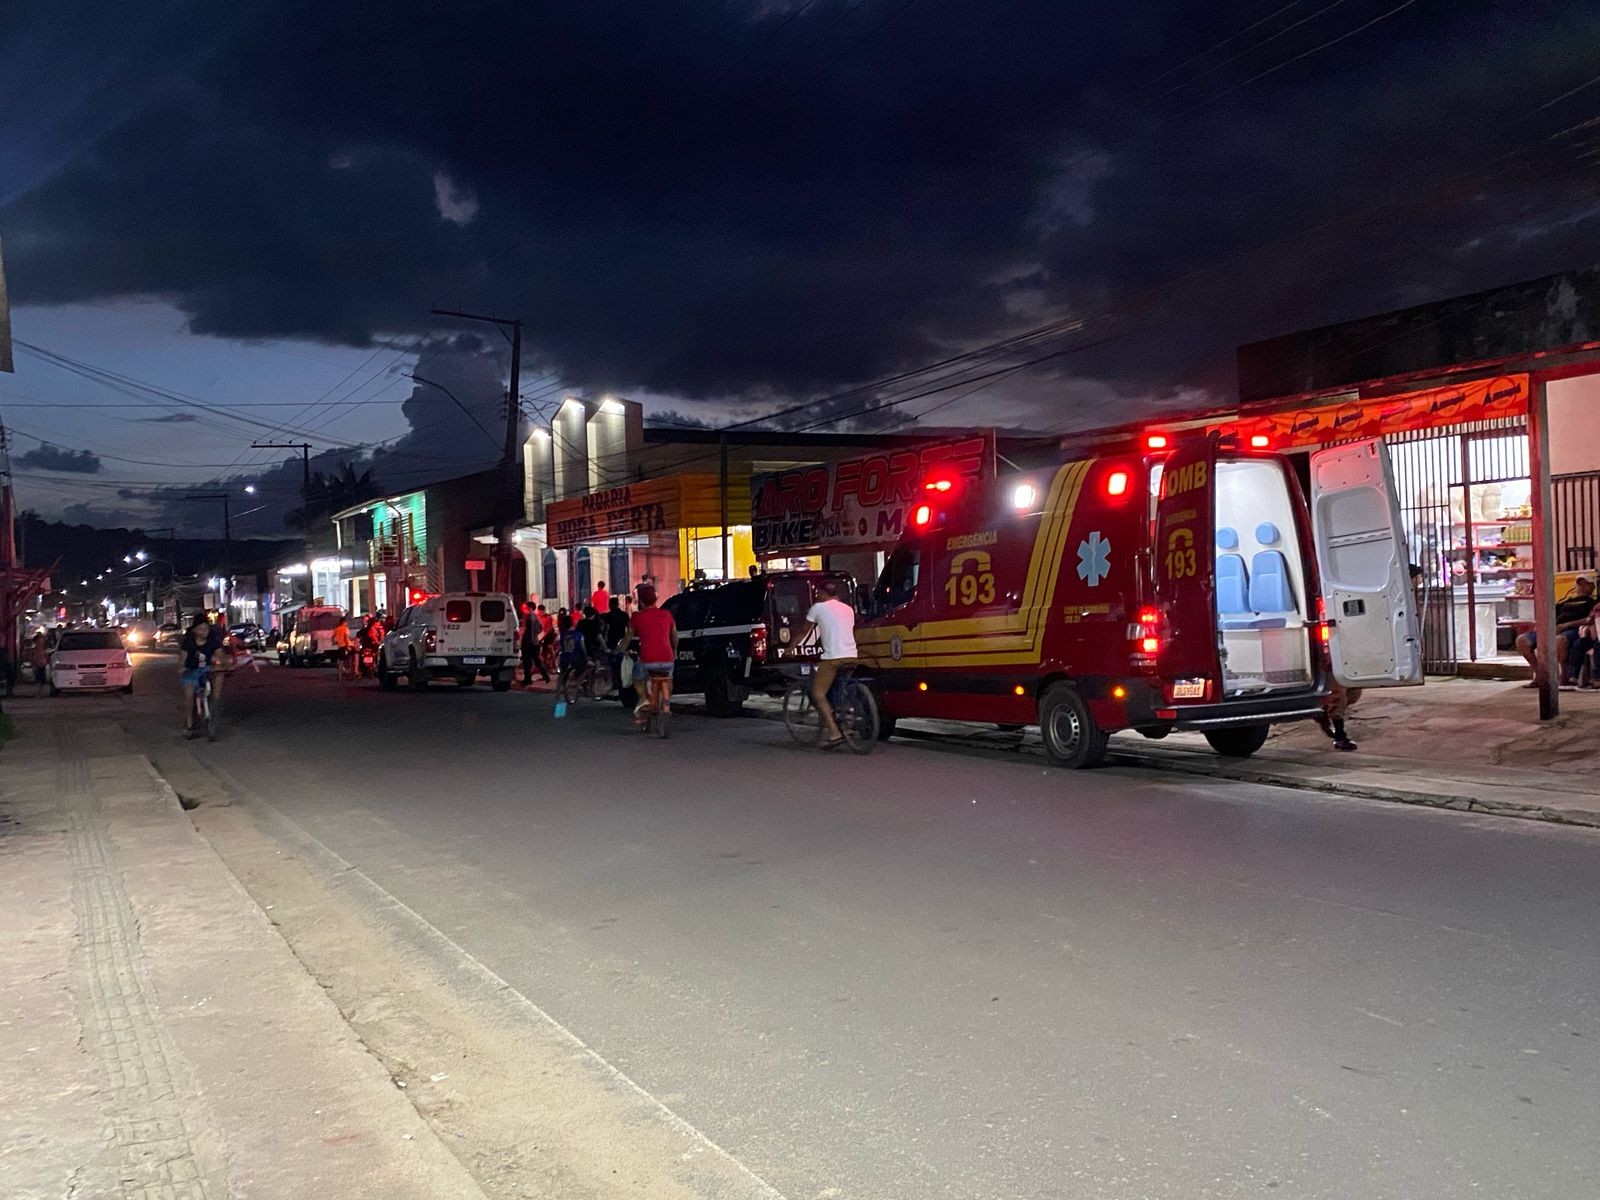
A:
1388 418 1529 673
1552 471 1600 573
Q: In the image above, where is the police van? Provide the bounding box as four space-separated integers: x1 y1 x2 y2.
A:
665 570 855 715
856 434 1421 767
378 591 518 691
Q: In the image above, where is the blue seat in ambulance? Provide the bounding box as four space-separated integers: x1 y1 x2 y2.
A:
1248 522 1296 620
1215 528 1251 627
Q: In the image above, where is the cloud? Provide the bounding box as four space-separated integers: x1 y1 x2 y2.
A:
137 412 199 423
2 0 1598 432
17 442 102 473
431 171 479 225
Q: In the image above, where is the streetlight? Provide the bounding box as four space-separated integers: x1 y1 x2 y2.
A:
245 484 257 494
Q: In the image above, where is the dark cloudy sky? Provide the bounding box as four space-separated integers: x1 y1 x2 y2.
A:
2 0 1598 533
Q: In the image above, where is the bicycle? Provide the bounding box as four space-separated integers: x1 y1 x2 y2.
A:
634 667 674 739
186 667 221 742
781 662 879 754
559 654 613 704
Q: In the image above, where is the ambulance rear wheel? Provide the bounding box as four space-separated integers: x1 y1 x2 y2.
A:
1039 684 1109 769
1204 725 1270 758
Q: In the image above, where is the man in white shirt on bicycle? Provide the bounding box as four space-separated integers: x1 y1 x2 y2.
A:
796 579 858 748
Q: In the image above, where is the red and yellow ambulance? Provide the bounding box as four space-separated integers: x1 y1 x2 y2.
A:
856 432 1421 767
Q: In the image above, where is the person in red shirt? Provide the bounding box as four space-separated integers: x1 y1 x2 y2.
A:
590 580 610 613
623 584 677 726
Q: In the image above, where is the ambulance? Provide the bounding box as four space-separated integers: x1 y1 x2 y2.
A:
856 432 1422 768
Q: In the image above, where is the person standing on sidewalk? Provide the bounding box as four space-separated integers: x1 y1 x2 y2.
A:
519 607 548 685
602 596 629 699
1315 680 1361 751
29 630 50 697
590 579 610 614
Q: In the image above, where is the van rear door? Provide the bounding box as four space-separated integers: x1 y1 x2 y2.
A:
1152 446 1222 695
1309 438 1423 688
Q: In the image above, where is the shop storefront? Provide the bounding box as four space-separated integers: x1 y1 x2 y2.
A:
1234 375 1535 674
545 473 753 600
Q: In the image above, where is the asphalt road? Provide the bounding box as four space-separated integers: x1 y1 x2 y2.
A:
109 652 1600 1199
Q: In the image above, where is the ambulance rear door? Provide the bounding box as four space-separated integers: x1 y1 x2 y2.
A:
1309 438 1423 688
1152 444 1222 698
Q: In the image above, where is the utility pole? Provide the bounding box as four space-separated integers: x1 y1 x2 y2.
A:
251 441 312 511
719 433 730 580
185 493 232 614
253 441 316 611
431 308 523 594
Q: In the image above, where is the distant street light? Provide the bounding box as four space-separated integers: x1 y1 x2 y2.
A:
244 484 256 494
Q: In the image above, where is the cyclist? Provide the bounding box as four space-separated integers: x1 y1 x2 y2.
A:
178 613 226 735
623 584 677 727
795 579 858 748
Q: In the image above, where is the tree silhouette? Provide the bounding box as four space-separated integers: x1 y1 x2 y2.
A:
285 463 381 531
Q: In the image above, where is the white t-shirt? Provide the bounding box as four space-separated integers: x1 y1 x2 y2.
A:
805 597 858 660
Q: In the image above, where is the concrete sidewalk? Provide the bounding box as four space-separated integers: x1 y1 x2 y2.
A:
0 710 488 1199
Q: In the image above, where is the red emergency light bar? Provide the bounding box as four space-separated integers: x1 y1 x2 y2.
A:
1144 433 1170 450
912 504 933 527
1105 470 1129 497
924 478 954 493
1249 434 1271 449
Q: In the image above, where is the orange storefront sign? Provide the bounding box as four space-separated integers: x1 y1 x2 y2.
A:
1238 374 1529 450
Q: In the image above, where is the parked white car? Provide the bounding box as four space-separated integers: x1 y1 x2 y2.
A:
50 629 134 695
379 592 517 691
281 605 347 667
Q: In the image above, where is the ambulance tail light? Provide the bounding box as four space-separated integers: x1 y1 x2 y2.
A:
912 504 933 528
1144 433 1170 451
751 623 768 664
1130 606 1163 665
1105 470 1129 497
1315 596 1332 662
1249 434 1271 449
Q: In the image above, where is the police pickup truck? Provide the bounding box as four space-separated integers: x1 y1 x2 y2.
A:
663 570 855 715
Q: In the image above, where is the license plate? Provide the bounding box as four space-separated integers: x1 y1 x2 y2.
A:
462 656 486 665
1170 678 1207 699
82 675 106 686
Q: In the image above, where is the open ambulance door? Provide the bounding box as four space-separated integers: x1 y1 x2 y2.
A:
1309 438 1423 688
1152 443 1222 689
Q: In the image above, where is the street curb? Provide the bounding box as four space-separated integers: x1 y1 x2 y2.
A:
716 697 1600 831
1103 749 1600 830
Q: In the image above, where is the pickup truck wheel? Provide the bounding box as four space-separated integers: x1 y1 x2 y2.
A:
1203 725 1270 758
704 663 746 717
1038 683 1109 769
408 652 429 692
377 657 398 691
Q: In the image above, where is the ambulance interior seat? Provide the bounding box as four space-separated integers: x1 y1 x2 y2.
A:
1247 522 1296 621
1215 528 1252 626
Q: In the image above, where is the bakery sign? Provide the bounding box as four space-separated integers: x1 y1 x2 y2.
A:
547 478 674 548
751 431 996 556
546 473 739 548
